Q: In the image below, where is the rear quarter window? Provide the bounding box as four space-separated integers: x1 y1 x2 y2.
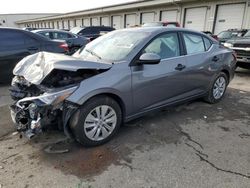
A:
203 37 212 51
183 33 205 55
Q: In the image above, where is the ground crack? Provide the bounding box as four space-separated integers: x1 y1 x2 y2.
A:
196 153 250 179
176 128 203 149
185 143 208 158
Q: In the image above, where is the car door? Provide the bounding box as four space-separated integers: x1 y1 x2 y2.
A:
131 32 197 113
0 30 29 82
181 32 215 92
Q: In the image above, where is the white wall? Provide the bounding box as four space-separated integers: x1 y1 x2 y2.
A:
17 0 250 32
0 14 55 28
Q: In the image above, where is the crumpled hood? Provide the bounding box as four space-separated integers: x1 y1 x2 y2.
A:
13 52 112 85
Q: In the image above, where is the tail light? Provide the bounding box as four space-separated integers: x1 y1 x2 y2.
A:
59 43 69 52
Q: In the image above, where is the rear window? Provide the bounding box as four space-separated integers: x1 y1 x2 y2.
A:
183 33 205 55
0 30 25 46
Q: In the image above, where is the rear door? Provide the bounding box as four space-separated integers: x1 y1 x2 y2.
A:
181 32 215 92
131 32 195 112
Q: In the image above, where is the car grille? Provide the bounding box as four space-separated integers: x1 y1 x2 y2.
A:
233 43 250 48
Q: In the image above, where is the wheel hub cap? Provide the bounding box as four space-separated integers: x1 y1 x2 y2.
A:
84 105 117 141
213 76 226 100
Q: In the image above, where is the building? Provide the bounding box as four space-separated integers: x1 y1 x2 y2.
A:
15 0 250 34
0 13 57 28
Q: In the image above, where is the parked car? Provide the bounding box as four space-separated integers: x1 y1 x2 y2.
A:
10 27 236 146
142 21 181 28
202 31 218 41
70 26 115 41
32 29 90 55
217 29 248 44
223 30 250 69
0 28 69 83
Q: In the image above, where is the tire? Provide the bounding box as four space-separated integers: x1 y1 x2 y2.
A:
204 72 228 104
71 96 122 146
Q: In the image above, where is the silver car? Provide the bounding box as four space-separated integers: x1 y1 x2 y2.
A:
10 27 236 146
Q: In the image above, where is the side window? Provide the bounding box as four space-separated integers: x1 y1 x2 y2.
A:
203 37 212 51
52 32 68 39
183 33 205 55
39 32 50 39
144 33 180 59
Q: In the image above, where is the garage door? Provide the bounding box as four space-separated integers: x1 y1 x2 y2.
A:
184 7 207 31
69 20 75 29
91 18 99 26
112 15 122 29
76 19 82 27
161 10 178 21
101 17 109 26
125 14 136 28
141 12 155 25
83 18 90 26
214 3 245 34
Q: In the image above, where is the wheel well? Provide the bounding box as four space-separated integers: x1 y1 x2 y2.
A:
221 69 230 82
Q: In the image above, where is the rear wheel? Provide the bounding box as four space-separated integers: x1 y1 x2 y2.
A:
71 96 122 146
204 72 228 104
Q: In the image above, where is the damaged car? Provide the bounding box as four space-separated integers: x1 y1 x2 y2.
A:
10 27 236 146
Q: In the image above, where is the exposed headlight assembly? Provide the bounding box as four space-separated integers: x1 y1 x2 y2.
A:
224 43 233 48
16 86 78 108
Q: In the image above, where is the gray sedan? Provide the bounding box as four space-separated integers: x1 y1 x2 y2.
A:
10 27 236 146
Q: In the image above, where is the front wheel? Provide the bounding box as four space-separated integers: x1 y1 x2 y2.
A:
204 72 228 104
71 96 122 146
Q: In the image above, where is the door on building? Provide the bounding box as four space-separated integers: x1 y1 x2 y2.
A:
214 3 245 34
161 10 178 21
112 15 122 29
69 20 75 29
125 14 136 28
101 17 109 26
91 17 99 26
184 7 207 31
141 12 155 25
83 18 90 26
76 19 82 27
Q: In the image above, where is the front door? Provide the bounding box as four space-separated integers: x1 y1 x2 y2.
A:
131 32 194 113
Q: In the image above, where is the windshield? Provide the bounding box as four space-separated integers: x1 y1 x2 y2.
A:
75 30 150 62
70 27 84 34
244 30 250 37
143 22 163 27
218 31 242 39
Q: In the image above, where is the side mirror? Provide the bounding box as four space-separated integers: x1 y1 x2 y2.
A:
138 53 161 65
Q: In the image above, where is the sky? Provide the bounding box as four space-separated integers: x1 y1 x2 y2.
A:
1 0 137 14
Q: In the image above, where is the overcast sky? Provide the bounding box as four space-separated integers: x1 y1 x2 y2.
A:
1 0 136 14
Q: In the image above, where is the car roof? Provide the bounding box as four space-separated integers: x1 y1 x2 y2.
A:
32 29 72 33
119 27 207 36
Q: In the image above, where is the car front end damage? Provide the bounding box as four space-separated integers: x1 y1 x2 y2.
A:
9 52 111 139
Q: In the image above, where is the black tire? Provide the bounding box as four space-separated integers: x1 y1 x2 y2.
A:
71 96 122 147
204 72 228 104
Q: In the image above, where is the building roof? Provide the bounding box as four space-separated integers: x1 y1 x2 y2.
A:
16 0 187 24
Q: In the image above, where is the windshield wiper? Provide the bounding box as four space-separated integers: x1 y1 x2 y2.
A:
85 49 102 60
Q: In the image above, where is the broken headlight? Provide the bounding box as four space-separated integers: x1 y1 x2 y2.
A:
16 86 78 108
37 86 78 105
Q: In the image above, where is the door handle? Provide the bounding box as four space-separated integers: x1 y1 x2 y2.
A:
212 56 220 62
28 47 38 51
175 64 186 71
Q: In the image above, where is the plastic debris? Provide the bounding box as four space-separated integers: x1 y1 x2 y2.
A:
12 132 18 136
203 116 208 119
